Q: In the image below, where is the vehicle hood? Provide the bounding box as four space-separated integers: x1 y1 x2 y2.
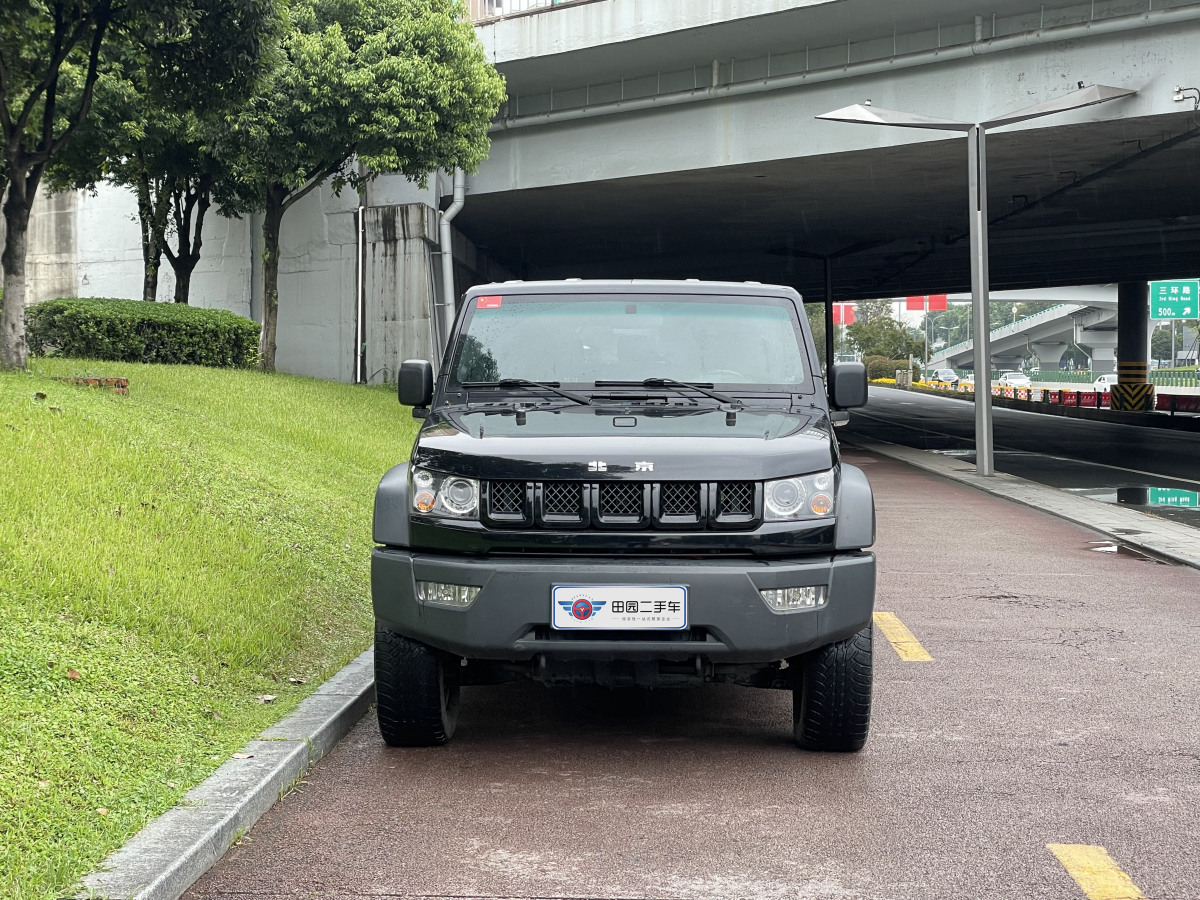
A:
411 403 835 481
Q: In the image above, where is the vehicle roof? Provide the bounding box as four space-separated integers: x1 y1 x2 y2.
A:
463 279 804 301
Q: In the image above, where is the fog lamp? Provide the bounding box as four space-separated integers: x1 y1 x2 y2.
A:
759 585 827 611
416 581 481 608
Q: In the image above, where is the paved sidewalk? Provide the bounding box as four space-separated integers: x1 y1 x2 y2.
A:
842 434 1200 569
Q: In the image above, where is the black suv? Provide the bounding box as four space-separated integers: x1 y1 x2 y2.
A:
372 280 876 750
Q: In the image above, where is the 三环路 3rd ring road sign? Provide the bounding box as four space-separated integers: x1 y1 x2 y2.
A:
1148 279 1199 319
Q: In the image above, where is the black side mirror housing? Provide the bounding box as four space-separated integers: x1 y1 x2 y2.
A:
830 362 868 409
399 360 434 412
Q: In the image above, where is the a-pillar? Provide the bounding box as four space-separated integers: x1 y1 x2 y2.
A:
1030 341 1067 370
1113 281 1154 411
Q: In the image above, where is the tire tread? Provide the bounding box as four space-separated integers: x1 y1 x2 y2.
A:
794 626 873 752
375 624 458 747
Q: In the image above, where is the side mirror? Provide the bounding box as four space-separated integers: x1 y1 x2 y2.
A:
399 359 433 412
830 362 868 409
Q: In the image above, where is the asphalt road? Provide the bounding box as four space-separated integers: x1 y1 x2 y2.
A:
186 452 1200 900
844 388 1200 527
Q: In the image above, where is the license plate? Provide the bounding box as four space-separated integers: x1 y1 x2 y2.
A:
551 584 688 630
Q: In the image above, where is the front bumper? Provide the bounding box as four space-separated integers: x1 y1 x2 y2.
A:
372 548 875 663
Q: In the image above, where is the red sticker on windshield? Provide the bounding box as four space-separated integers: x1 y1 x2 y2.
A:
476 295 502 309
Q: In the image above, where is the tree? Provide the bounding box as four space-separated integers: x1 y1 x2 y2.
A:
1151 323 1173 364
847 299 923 360
0 0 279 369
218 0 506 372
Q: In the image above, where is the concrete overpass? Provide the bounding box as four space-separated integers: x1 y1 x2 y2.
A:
926 287 1119 372
437 0 1200 300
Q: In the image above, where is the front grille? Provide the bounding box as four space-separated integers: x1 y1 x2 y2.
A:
544 481 583 515
490 480 524 515
661 481 700 516
720 481 754 516
600 482 643 517
482 480 761 530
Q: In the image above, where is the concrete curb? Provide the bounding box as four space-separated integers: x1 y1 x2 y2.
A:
843 435 1200 571
78 649 375 900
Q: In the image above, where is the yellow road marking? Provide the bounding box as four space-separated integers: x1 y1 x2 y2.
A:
1047 844 1146 900
872 612 933 661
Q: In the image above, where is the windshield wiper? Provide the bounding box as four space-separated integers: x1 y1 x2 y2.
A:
596 378 742 407
461 378 592 406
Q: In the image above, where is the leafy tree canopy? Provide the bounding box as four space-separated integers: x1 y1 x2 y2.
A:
220 0 506 206
216 0 506 371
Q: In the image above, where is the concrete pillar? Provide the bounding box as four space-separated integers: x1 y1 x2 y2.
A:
1077 324 1117 373
1030 341 1067 370
363 204 440 384
1116 281 1150 382
1113 281 1154 411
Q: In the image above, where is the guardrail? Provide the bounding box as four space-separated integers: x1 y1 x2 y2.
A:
918 379 1200 414
1151 369 1199 388
469 0 591 21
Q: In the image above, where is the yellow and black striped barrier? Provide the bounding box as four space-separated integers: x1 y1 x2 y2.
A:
1110 382 1155 411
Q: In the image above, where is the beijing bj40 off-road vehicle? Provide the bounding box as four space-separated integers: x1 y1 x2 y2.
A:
372 280 875 750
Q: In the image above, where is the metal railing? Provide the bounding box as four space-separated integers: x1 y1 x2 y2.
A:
469 0 591 22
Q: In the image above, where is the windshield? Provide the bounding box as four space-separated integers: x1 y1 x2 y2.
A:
450 293 810 390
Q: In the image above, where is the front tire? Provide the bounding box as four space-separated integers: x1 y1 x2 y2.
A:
793 626 873 752
375 623 459 747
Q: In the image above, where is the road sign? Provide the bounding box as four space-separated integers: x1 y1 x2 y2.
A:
1148 279 1199 319
1148 488 1199 508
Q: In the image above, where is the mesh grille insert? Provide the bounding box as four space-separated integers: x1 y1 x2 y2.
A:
600 482 643 518
720 481 754 516
490 481 525 515
661 482 701 517
543 481 583 516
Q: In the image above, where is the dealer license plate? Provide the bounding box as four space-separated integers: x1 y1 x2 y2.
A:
551 584 688 630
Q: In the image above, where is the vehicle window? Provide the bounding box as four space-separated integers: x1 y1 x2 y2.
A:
452 294 809 389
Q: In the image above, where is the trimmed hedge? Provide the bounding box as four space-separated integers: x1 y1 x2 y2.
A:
27 298 259 368
863 355 919 381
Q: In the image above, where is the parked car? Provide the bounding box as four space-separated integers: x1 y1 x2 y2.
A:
378 280 876 751
1092 372 1119 392
926 368 958 385
998 372 1032 388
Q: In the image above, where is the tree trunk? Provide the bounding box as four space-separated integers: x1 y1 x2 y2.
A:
165 176 212 304
135 164 173 302
1 178 36 370
136 170 159 301
257 191 285 372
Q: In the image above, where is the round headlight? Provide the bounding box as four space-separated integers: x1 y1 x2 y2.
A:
813 471 833 491
441 477 478 515
765 478 806 517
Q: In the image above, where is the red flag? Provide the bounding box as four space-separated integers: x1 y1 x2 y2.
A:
833 303 855 325
905 296 926 311
927 294 948 311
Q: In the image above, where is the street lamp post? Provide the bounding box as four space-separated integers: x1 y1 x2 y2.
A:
817 84 1135 476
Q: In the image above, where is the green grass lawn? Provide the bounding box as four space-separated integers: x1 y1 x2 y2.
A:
0 359 418 899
